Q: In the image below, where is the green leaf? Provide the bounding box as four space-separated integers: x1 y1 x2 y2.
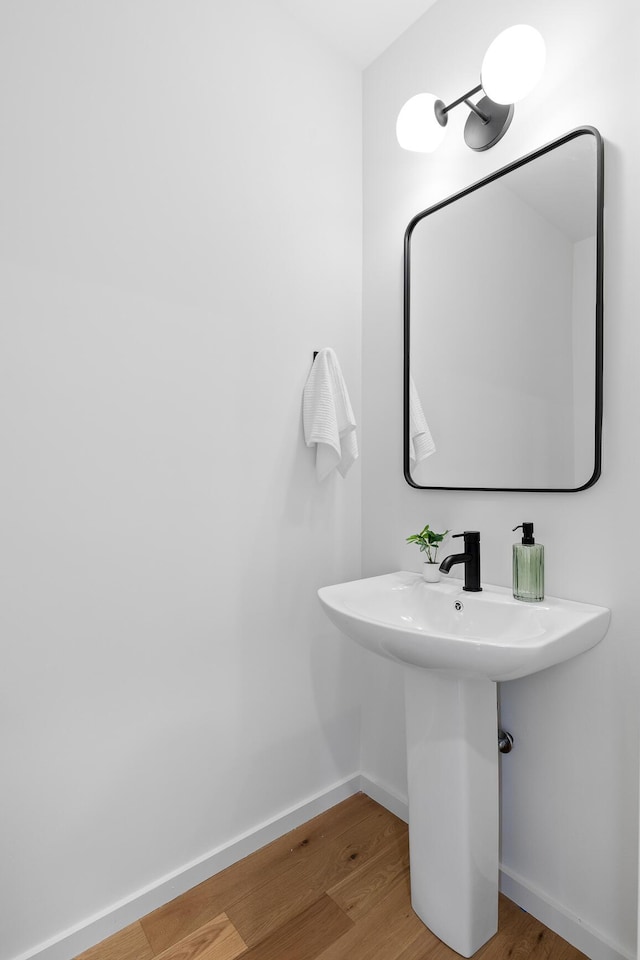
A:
407 525 449 550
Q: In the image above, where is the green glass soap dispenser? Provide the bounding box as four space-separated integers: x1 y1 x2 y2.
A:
512 522 544 602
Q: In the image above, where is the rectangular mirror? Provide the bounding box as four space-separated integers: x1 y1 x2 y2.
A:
404 127 603 492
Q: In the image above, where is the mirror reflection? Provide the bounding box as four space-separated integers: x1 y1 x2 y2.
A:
405 127 603 491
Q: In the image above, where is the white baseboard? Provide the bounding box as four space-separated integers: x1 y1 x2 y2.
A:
11 775 362 960
499 864 634 960
13 774 633 960
358 773 408 823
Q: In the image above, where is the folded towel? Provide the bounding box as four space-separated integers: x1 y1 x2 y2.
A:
303 348 358 481
409 375 436 463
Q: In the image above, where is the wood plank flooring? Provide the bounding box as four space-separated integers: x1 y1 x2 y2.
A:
76 793 587 960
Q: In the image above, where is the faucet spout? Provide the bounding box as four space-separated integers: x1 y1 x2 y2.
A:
439 552 470 574
438 531 482 592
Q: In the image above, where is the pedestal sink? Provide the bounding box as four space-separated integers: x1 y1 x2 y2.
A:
318 572 610 957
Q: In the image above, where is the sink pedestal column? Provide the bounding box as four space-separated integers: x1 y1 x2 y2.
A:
404 668 499 958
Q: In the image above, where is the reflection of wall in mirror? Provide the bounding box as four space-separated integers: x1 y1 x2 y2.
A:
572 237 596 486
409 177 581 489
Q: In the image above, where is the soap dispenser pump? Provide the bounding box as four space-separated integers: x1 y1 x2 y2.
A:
512 522 544 602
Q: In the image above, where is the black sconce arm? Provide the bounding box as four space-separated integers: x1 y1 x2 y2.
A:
435 84 491 127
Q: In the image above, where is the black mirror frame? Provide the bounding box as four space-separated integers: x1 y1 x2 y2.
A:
403 126 604 493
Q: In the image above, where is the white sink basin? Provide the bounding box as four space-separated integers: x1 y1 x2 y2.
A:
319 569 611 956
318 570 610 681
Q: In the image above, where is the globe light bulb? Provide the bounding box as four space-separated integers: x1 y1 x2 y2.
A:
481 25 545 105
396 93 447 153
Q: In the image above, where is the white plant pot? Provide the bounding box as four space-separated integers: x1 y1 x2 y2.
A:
422 562 441 583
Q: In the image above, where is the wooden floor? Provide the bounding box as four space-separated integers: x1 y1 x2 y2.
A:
76 793 587 960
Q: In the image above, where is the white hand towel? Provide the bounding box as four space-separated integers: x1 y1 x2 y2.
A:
303 348 358 481
409 375 436 463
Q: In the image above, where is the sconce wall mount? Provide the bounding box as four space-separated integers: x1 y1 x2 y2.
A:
433 83 515 152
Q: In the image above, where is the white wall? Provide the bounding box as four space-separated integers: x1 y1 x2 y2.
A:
362 0 640 957
0 3 362 958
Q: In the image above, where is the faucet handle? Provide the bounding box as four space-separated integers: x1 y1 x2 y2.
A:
452 530 480 540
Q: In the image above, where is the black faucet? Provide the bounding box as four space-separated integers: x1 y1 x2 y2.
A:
439 531 482 592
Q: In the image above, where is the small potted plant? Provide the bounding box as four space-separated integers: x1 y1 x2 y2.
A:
406 524 450 582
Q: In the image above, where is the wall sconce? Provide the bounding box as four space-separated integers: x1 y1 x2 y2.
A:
396 25 545 153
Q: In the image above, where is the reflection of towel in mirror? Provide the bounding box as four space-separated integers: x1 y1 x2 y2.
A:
409 375 436 463
303 348 358 481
